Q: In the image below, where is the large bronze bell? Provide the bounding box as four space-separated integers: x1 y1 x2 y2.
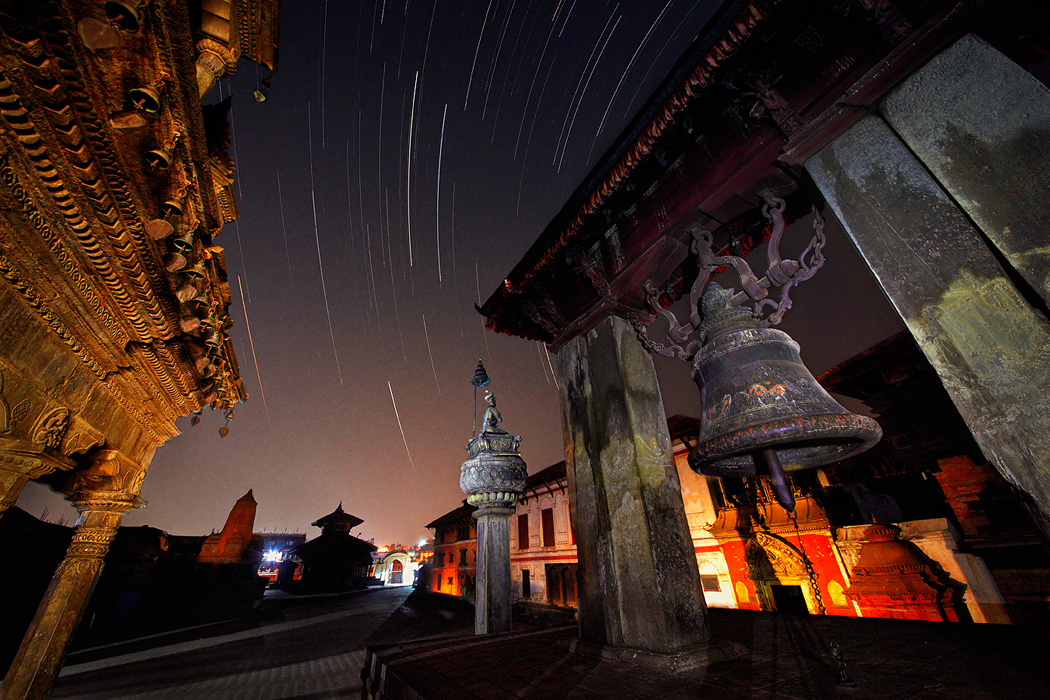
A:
688 283 881 511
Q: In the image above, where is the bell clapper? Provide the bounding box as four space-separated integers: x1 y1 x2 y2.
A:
760 448 796 512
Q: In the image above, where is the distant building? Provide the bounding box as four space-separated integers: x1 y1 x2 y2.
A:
0 508 72 669
256 533 306 582
280 503 376 592
62 491 267 633
199 490 257 564
425 503 476 598
510 462 577 608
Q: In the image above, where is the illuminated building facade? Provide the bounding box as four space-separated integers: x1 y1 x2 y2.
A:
426 502 476 598
510 461 577 608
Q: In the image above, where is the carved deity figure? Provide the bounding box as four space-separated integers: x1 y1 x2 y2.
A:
481 391 507 434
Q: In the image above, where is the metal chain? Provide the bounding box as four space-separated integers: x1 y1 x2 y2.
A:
788 509 856 687
629 314 660 354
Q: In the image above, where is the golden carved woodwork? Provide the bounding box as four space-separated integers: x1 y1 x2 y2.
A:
744 532 807 581
0 0 257 473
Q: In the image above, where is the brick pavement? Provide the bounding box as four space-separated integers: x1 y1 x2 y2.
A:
45 586 416 700
364 608 1050 700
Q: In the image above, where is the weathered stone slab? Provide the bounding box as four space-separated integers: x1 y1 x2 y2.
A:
557 315 708 653
806 115 1050 539
882 34 1050 307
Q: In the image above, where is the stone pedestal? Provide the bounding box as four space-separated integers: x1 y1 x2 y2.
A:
557 315 709 654
1 491 139 700
806 115 1050 540
473 503 515 634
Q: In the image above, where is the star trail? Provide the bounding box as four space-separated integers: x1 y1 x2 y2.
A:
18 0 902 544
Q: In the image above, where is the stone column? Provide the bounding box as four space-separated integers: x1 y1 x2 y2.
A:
0 437 75 519
472 502 516 634
806 115 1050 539
880 34 1050 308
1 490 139 699
460 389 528 635
557 315 709 656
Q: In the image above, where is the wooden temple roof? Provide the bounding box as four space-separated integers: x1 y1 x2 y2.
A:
0 0 279 470
311 502 365 531
477 0 1048 349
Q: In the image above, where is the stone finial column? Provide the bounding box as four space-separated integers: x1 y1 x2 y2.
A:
460 391 527 635
558 315 709 656
805 115 1050 540
0 437 75 519
1 490 140 699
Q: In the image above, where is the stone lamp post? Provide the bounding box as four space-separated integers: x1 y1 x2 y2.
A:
460 386 527 635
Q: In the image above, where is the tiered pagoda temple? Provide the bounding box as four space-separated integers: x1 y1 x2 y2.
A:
0 1 281 696
282 503 377 592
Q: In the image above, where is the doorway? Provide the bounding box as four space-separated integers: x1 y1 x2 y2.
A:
770 584 808 614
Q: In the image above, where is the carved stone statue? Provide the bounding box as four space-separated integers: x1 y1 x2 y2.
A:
481 391 507 435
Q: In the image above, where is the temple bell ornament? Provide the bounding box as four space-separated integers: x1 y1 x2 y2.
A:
633 191 881 513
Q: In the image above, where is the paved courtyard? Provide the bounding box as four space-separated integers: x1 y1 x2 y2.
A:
365 608 1050 700
49 586 419 700
43 588 1050 700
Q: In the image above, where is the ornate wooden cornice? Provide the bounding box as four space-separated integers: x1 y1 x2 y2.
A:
0 0 275 458
478 0 1005 346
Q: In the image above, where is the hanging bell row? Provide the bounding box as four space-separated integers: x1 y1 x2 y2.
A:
687 283 881 511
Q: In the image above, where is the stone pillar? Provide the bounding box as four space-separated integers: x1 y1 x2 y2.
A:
880 34 1050 308
473 502 515 634
557 315 709 655
806 115 1050 539
0 437 75 518
1 490 139 699
460 388 527 635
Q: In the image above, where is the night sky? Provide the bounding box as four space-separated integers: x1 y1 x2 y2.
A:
19 0 903 544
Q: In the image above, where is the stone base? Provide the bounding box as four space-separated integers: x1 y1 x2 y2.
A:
567 637 746 674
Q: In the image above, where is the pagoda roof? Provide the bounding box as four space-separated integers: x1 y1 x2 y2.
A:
311 503 364 530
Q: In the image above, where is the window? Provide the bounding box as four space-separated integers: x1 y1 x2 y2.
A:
448 552 455 566
522 569 531 598
518 514 530 550
700 575 721 592
459 549 467 565
541 508 555 547
447 577 453 587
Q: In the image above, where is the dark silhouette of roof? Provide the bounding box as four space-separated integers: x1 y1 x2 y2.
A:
311 502 364 531
666 414 701 443
425 502 474 530
525 461 566 490
294 530 376 560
